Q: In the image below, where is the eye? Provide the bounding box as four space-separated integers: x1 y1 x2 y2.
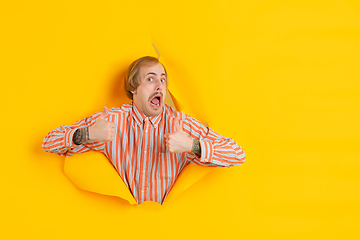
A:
147 77 153 82
161 79 165 83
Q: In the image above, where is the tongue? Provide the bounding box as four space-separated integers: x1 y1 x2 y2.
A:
151 97 160 105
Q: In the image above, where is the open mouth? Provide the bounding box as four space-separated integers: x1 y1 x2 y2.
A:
150 94 162 108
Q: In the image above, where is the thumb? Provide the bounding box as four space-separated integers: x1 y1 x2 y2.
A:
174 117 182 132
99 106 109 120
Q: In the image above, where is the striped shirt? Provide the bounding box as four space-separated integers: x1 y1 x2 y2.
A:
42 103 246 204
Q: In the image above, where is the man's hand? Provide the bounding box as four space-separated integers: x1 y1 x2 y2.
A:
164 117 193 153
89 106 116 142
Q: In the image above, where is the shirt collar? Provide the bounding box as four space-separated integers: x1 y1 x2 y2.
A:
132 102 164 128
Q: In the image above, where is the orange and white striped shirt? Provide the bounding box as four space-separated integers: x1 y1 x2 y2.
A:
42 103 246 204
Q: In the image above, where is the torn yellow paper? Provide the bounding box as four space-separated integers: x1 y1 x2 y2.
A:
64 89 213 204
165 162 212 201
64 151 137 204
64 149 213 204
167 90 185 112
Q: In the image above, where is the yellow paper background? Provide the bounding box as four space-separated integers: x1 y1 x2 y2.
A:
1 0 360 239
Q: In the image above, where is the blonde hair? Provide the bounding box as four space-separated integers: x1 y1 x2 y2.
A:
124 56 167 100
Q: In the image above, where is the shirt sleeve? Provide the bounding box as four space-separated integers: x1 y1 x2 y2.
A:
42 111 107 157
181 115 246 167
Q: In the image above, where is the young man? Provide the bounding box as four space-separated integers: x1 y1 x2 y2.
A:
43 56 246 204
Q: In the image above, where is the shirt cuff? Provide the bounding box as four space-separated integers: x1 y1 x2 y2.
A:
198 139 214 163
64 128 78 148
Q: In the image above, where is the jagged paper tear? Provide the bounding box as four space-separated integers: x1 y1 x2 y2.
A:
64 88 212 204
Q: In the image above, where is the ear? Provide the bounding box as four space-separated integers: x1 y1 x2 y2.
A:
131 89 137 95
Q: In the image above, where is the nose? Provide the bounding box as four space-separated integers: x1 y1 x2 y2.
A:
155 79 163 92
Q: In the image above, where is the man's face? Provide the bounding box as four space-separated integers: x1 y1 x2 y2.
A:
132 62 167 117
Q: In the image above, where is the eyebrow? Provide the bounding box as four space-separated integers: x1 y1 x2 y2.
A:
146 72 166 76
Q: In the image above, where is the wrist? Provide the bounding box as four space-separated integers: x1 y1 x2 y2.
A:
88 126 93 141
187 138 194 152
191 139 201 157
73 127 90 145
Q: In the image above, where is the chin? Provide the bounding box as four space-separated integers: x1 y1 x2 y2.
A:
149 109 162 116
146 103 163 116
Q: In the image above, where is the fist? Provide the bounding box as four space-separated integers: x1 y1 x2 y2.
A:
164 117 193 153
89 106 116 142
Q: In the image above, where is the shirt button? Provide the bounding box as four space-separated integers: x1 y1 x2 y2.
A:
144 150 147 153
142 170 146 174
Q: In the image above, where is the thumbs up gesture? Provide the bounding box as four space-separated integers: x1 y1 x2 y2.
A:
164 117 193 153
89 106 116 142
